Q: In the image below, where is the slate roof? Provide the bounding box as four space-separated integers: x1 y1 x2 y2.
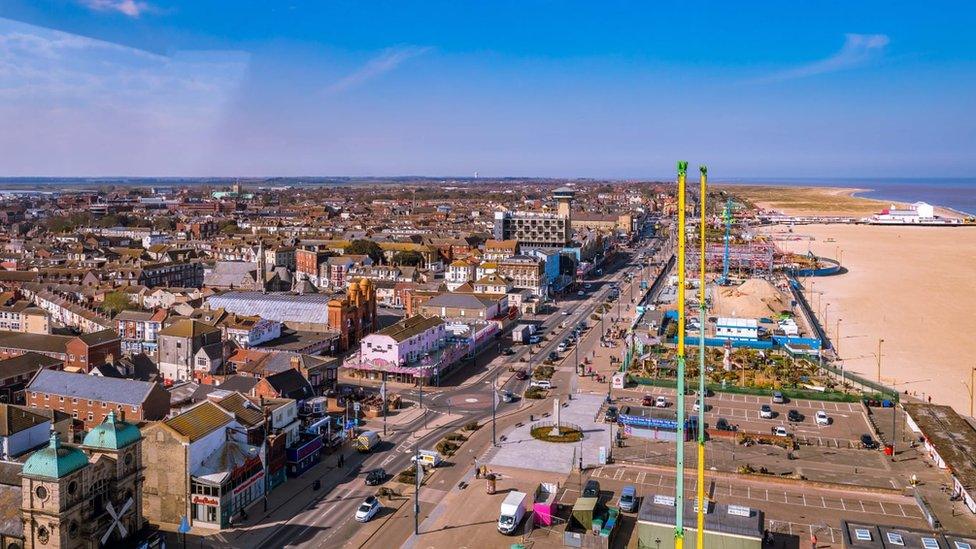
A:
218 375 262 394
27 369 159 407
422 293 493 310
0 331 73 354
265 369 313 401
0 351 62 379
0 404 49 436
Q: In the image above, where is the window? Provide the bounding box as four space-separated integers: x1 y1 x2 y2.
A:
58 396 64 402
72 412 78 419
34 485 48 499
922 539 940 549
854 529 872 541
887 532 905 546
956 543 973 549
102 401 107 408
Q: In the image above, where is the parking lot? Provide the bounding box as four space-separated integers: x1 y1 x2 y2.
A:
584 463 929 546
614 386 875 447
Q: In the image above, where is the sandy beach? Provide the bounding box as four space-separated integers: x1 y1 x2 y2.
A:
723 184 964 219
764 223 976 414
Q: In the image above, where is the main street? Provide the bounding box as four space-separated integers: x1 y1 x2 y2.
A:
219 232 671 549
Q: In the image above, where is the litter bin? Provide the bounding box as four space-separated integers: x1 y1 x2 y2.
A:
884 444 894 456
485 474 497 494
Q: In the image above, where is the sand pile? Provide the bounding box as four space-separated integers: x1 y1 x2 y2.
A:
711 278 791 319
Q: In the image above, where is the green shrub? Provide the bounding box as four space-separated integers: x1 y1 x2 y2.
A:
463 421 481 431
524 387 546 399
436 440 460 456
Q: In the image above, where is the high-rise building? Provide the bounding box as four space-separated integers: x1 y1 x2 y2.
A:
492 188 575 248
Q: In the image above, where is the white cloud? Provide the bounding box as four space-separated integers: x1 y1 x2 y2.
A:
0 18 249 175
760 33 890 82
79 0 151 18
325 45 431 94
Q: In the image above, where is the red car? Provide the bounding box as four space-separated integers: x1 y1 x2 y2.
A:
642 395 654 406
515 370 528 380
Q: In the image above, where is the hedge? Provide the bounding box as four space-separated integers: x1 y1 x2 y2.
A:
632 377 860 403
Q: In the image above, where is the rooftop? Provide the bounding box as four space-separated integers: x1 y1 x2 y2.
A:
27 369 160 407
22 432 88 480
374 314 444 343
164 400 233 442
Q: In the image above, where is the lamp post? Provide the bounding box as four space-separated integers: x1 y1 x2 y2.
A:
877 338 885 383
835 318 842 359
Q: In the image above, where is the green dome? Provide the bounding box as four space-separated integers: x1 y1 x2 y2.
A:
83 411 141 450
22 432 88 479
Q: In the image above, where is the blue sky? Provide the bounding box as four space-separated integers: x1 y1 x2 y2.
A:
0 1 974 178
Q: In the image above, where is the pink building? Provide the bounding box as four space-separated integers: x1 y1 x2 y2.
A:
345 315 466 384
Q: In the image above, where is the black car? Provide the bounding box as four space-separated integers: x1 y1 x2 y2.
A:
365 468 387 486
787 410 804 422
715 418 737 432
605 406 618 422
501 348 516 356
583 480 601 498
548 351 559 361
860 434 878 449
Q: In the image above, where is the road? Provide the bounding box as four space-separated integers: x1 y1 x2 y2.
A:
232 234 671 549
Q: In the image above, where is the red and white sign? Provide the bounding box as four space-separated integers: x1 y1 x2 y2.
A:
232 471 265 495
192 495 219 506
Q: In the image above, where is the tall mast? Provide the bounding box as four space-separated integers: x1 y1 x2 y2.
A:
696 165 708 546
674 161 688 548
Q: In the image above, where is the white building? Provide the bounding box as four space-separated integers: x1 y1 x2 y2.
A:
715 317 759 341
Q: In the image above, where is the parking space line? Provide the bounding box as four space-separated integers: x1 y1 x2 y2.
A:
879 502 887 514
860 500 865 512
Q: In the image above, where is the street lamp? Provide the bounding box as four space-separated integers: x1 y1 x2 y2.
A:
835 318 843 359
877 338 885 383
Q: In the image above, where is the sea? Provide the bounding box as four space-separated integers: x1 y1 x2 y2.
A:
719 178 976 216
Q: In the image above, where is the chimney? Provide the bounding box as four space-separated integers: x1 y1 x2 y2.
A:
290 355 302 372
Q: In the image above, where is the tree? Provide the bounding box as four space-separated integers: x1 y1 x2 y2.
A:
219 221 240 235
346 239 383 263
392 251 424 266
153 217 175 231
100 291 137 317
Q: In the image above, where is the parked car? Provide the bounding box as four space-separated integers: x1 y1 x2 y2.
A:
655 396 668 408
860 434 878 449
501 347 516 356
365 468 387 486
605 406 618 422
578 290 586 297
787 410 804 422
556 342 568 352
515 369 528 380
548 351 559 361
760 405 774 419
772 426 790 437
355 496 381 522
642 394 655 406
715 418 737 432
772 391 786 404
583 480 601 498
531 380 552 390
618 485 638 512
501 390 515 403
815 411 830 425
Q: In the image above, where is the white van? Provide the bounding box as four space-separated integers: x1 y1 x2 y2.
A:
411 449 442 468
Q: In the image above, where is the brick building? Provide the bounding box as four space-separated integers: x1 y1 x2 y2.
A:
0 329 120 373
25 369 170 430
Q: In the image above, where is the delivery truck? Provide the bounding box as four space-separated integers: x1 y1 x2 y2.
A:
354 431 380 453
511 324 537 344
498 490 527 535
